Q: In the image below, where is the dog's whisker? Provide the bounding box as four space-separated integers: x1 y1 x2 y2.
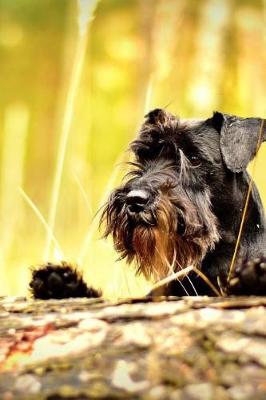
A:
176 278 189 296
185 274 198 296
167 252 192 296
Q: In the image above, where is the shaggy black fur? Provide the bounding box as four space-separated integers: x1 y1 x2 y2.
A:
30 109 266 298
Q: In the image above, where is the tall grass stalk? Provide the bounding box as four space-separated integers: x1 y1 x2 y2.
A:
44 0 99 260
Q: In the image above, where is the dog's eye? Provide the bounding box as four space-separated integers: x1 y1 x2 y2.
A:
189 155 201 165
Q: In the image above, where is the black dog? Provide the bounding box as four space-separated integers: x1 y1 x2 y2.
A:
30 110 266 299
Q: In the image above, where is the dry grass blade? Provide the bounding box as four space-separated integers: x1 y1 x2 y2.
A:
73 172 93 217
44 35 88 260
150 265 194 292
19 188 64 258
155 247 194 295
44 1 99 261
150 265 221 296
191 266 221 296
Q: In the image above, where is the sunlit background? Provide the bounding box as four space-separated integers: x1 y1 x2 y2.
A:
0 0 265 298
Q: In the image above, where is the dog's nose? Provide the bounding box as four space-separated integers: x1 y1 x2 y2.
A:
126 190 149 213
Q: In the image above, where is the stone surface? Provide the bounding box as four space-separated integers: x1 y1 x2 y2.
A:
0 296 266 399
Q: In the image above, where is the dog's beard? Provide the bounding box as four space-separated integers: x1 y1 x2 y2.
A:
101 192 219 281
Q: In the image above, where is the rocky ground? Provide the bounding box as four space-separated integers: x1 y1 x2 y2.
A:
0 296 266 400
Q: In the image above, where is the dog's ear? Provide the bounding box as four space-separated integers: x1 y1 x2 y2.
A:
212 111 266 173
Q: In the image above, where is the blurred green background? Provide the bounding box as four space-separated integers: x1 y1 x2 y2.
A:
0 0 265 298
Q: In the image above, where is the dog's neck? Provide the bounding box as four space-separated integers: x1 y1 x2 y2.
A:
212 170 265 244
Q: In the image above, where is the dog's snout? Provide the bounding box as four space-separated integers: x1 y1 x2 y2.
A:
126 190 149 212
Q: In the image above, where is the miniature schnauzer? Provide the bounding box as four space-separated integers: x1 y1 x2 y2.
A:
30 109 266 298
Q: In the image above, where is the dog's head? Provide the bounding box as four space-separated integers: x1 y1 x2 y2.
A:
101 109 266 281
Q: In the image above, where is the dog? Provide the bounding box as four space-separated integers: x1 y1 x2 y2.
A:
30 109 266 299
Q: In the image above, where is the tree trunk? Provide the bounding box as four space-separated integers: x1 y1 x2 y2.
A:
0 296 266 400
